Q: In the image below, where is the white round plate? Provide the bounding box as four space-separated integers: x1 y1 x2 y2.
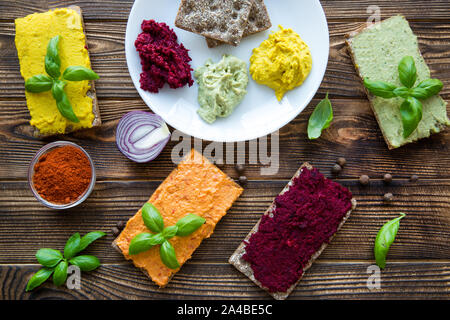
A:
125 0 329 142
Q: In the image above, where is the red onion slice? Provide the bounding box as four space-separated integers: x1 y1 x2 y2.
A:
116 111 170 163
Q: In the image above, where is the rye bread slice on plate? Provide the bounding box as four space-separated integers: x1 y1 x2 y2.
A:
205 0 271 48
175 0 253 46
346 15 449 149
229 163 357 300
21 6 101 138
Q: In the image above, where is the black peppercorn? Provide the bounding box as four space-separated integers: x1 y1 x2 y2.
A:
235 164 245 173
383 193 394 202
111 227 120 236
383 173 393 183
332 164 342 174
359 175 370 185
410 174 418 182
336 157 346 167
238 175 247 185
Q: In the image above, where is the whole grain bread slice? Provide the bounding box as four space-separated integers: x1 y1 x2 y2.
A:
205 0 271 48
229 163 357 300
175 0 253 46
31 5 101 138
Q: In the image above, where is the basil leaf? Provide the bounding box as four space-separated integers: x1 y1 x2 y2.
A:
128 232 156 255
398 56 417 88
409 87 429 100
414 79 443 99
45 35 61 78
53 86 80 123
63 66 99 81
64 233 81 260
36 248 63 267
363 79 397 98
78 231 106 252
307 93 333 140
175 214 206 237
374 213 406 269
142 203 164 233
26 268 54 292
162 225 178 240
151 233 166 245
400 97 423 138
53 260 68 286
25 74 53 93
69 255 101 271
160 241 180 270
393 87 411 99
51 80 66 101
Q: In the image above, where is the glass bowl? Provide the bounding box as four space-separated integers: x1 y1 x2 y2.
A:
28 141 96 210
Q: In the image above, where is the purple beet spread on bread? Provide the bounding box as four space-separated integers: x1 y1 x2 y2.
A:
242 168 353 293
135 20 193 93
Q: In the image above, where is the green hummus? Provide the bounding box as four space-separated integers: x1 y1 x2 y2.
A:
194 55 248 124
351 16 449 148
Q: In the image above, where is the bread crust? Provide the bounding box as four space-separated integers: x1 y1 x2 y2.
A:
229 163 357 300
30 5 101 138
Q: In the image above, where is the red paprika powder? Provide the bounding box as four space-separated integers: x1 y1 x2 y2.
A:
32 145 92 204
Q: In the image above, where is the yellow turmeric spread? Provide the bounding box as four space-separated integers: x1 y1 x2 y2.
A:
250 26 312 101
15 8 94 135
115 149 243 287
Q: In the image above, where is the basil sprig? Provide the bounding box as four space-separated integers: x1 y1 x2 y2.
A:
307 93 333 140
374 213 405 269
363 56 443 138
24 35 99 123
26 231 105 292
129 203 206 270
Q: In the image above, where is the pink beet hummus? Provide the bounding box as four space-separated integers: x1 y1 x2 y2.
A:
242 167 353 293
135 20 193 93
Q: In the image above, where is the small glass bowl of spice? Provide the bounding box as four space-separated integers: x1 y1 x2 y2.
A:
28 141 96 209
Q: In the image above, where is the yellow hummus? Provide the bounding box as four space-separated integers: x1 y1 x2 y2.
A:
115 149 243 287
15 8 94 134
250 26 312 101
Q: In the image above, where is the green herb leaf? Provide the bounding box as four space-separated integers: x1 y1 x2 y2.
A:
142 203 164 233
36 248 63 267
25 74 53 93
393 87 411 99
78 231 106 253
26 268 54 292
398 56 417 88
175 214 206 237
363 79 397 98
414 79 443 99
160 241 180 270
52 84 80 123
69 255 101 271
307 93 333 140
400 96 423 138
45 35 61 78
63 66 100 81
374 213 406 269
53 260 68 286
162 225 178 240
128 233 157 255
64 233 81 260
151 233 166 245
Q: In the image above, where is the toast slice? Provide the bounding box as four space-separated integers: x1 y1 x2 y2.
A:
229 163 356 300
15 6 101 138
346 16 449 149
205 0 271 48
113 149 243 287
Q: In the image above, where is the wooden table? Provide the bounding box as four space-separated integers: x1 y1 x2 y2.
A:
0 0 449 300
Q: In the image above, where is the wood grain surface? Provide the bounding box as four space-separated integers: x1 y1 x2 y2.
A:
0 0 448 300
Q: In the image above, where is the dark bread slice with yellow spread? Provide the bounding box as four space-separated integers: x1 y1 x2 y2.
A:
15 5 101 138
229 163 357 300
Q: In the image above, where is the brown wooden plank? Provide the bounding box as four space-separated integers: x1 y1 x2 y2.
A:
1 261 448 299
1 1 449 21
1 19 449 99
0 179 448 264
0 98 448 180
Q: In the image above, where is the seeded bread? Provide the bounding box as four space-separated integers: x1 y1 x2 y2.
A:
205 0 271 48
175 0 253 46
229 163 357 300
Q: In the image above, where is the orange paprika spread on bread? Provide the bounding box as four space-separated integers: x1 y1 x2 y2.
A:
115 149 243 287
